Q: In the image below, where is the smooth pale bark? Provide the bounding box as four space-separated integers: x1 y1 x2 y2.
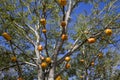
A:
34 28 43 80
35 45 43 80
48 67 54 80
36 0 72 79
38 68 43 80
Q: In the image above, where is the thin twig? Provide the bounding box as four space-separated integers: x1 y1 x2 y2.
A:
0 63 25 71
23 61 37 67
10 41 22 77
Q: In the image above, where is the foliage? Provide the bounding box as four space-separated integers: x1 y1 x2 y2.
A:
0 0 120 80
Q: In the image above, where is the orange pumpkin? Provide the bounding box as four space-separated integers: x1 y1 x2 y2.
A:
41 62 47 69
37 45 43 51
40 18 46 26
61 21 66 27
65 63 71 69
42 29 47 33
2 32 12 41
45 57 51 64
65 56 71 62
11 56 17 62
61 34 68 41
97 53 103 58
87 37 96 43
91 61 95 66
17 77 23 80
58 0 67 6
104 28 112 36
55 75 62 80
80 59 85 63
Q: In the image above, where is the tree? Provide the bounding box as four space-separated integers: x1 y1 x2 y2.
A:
0 0 120 80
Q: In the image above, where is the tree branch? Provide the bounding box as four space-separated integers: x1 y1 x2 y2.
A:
56 13 120 66
11 41 37 65
9 41 22 77
0 63 25 71
44 33 49 57
13 21 35 46
23 61 37 67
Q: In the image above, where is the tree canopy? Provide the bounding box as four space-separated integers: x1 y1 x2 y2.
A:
0 0 120 80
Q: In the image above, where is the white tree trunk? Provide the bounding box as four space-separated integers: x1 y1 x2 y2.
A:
48 67 54 80
38 67 43 80
35 45 43 80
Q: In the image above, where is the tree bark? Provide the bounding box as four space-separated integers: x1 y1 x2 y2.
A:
35 45 43 80
48 67 54 80
38 67 43 80
34 40 43 80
